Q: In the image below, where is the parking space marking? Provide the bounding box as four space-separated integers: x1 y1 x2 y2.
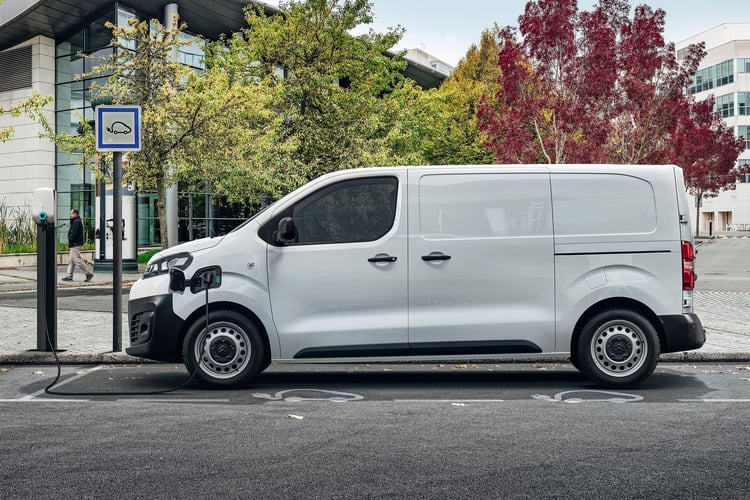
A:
532 390 644 403
677 399 750 403
121 399 231 403
393 399 505 403
253 389 364 402
19 365 106 401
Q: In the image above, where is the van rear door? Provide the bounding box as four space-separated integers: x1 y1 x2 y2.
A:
407 169 556 354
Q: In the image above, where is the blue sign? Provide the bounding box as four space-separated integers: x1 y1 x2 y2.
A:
96 105 142 152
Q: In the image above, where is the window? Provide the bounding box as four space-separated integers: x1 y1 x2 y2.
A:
738 160 750 183
418 174 552 239
689 59 734 94
715 93 734 118
178 32 205 70
739 92 749 116
552 174 657 236
739 58 750 74
739 126 750 150
271 177 398 245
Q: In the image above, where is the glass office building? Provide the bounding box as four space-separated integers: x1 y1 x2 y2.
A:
677 24 750 233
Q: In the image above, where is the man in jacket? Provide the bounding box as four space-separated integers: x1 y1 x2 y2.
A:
62 209 94 282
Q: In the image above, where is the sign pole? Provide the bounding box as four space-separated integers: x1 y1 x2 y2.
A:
95 105 140 354
113 151 123 352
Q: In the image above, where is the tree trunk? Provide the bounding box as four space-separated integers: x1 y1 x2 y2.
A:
695 191 702 240
157 177 169 249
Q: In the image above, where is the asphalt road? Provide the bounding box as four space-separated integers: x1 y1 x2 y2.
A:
696 237 750 291
1 362 749 498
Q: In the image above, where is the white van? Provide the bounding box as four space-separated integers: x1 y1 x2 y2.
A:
128 165 704 388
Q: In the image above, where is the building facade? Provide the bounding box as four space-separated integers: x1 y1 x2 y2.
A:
0 0 449 253
677 24 750 235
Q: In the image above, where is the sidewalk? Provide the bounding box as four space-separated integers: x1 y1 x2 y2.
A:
1 265 749 364
0 265 141 363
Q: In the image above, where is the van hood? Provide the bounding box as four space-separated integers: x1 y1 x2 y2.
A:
153 236 223 259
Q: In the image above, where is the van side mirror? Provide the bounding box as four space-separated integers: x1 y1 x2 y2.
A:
276 217 297 244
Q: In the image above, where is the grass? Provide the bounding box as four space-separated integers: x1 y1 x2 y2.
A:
0 199 97 254
0 200 36 254
137 249 160 264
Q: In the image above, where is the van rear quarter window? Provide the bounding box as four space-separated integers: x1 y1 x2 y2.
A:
418 173 552 239
551 174 657 236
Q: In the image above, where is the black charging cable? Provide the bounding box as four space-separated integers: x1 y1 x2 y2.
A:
43 276 211 397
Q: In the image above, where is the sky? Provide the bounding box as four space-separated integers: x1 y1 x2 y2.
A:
260 0 750 67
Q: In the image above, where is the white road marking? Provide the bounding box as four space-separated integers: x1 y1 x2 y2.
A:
253 389 364 402
20 365 106 401
532 390 644 403
121 399 231 403
677 399 750 403
393 399 505 403
0 398 89 402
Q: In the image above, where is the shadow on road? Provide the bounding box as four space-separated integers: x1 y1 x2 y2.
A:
25 363 711 404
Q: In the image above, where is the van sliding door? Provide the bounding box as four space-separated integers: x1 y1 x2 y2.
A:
407 170 556 354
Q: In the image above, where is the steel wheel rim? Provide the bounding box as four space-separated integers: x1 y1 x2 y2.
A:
590 319 647 378
194 321 251 380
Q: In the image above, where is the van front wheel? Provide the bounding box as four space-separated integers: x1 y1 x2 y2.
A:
576 309 660 388
183 310 266 388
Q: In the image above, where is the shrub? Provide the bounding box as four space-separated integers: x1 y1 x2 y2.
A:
0 200 36 254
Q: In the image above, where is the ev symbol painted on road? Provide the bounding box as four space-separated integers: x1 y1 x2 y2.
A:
252 389 364 403
531 390 644 403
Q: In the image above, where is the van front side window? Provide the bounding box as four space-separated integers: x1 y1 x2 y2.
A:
290 177 398 245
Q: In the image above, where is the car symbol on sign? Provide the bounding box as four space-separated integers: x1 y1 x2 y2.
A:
107 121 132 135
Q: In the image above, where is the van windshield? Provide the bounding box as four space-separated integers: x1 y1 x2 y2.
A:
229 202 276 234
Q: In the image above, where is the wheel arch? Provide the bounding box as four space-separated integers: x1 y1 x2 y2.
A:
178 301 272 368
570 297 665 356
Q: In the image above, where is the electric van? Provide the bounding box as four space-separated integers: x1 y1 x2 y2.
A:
127 165 705 388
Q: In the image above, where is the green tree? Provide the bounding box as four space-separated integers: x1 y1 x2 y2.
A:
62 16 246 249
364 26 501 167
424 25 501 165
220 0 406 183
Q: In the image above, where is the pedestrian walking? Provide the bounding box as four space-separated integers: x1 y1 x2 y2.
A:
62 209 94 282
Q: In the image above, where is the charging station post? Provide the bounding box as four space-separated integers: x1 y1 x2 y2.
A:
95 105 141 353
32 187 57 351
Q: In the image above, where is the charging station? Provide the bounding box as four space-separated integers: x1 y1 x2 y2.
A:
32 187 57 351
94 184 138 273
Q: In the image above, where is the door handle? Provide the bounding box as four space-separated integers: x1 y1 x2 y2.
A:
421 254 451 261
368 255 397 263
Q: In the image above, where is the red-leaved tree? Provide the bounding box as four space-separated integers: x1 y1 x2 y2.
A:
670 97 747 236
477 0 741 187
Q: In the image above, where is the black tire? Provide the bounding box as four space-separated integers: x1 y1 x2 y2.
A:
575 308 660 388
183 309 267 388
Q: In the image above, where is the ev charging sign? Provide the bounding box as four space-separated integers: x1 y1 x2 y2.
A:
95 105 142 152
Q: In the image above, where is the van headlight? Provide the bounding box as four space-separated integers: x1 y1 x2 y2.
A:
143 252 193 278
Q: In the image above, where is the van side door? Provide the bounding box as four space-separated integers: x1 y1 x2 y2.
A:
407 170 556 354
265 173 408 359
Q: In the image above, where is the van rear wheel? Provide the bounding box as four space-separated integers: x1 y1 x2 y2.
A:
576 309 660 388
183 310 266 388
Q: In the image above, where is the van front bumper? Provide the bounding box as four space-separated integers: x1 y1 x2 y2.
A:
127 294 185 362
658 313 705 353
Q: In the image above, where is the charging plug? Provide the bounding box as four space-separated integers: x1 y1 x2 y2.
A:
190 266 222 293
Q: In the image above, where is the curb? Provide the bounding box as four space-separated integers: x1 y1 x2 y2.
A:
2 352 749 365
0 352 156 364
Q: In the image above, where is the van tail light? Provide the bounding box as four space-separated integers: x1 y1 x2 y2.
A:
681 241 695 291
